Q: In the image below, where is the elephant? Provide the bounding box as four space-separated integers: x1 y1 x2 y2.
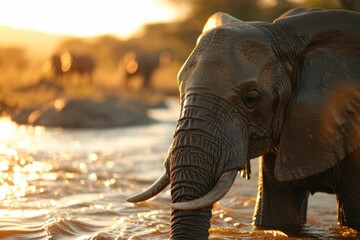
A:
120 50 172 90
127 8 360 239
46 51 95 84
47 54 63 81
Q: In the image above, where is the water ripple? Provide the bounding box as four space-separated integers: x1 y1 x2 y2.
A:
0 101 359 239
42 217 100 239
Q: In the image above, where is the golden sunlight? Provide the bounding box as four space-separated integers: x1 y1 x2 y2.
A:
0 117 52 204
0 142 55 202
0 0 179 37
0 117 17 142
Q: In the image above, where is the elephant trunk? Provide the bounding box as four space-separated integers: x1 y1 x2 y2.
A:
168 100 247 239
169 139 217 239
170 207 212 239
127 92 248 239
169 140 242 239
170 157 238 239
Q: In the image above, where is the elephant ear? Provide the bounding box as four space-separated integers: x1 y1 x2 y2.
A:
275 7 323 20
202 12 242 33
275 38 360 181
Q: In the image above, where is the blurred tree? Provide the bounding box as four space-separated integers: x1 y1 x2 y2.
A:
161 0 357 61
51 0 358 86
167 0 297 26
338 0 360 11
91 35 125 69
0 47 28 71
138 21 199 60
57 37 91 55
298 0 359 11
166 0 358 25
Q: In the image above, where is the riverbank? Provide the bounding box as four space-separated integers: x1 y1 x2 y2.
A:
0 78 172 128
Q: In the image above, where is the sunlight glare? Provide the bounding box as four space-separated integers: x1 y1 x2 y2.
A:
0 141 55 202
54 98 66 110
0 208 50 219
0 117 17 141
0 144 17 157
0 0 180 37
257 0 278 8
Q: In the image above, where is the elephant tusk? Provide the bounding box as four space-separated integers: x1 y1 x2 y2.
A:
171 170 238 210
126 171 170 202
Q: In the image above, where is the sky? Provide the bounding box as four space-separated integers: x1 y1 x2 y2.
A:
0 0 183 38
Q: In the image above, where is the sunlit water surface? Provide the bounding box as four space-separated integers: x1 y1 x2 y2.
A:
0 99 358 239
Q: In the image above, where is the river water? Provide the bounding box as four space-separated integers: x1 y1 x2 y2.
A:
0 98 358 239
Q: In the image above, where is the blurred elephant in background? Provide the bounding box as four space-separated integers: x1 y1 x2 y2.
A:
44 51 95 84
127 8 360 239
119 50 172 90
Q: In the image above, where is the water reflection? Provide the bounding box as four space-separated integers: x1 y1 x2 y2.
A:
0 119 56 212
0 106 359 239
0 142 54 203
0 117 17 141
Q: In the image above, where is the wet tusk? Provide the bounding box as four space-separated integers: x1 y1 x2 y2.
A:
171 170 238 210
127 171 170 202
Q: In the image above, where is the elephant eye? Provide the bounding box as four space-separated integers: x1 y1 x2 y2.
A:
243 89 260 109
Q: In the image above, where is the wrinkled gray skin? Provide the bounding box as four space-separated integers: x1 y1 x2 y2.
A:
128 8 360 239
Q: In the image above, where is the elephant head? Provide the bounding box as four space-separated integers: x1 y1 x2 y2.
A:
128 9 360 239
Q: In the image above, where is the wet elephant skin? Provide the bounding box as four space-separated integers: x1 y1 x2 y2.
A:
128 8 360 239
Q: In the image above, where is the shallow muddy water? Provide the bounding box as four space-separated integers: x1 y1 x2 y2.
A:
0 98 358 239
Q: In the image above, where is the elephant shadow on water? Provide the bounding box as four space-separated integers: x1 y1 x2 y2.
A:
127 7 360 239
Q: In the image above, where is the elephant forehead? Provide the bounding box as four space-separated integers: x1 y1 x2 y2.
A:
196 26 268 57
178 26 272 98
